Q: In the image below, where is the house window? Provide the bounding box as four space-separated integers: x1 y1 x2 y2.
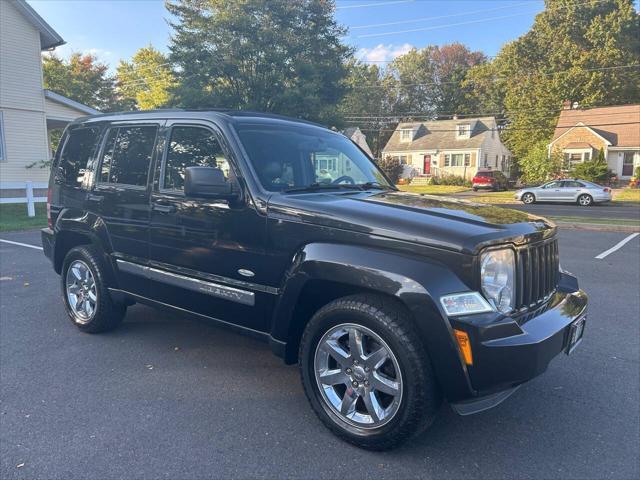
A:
400 129 413 141
484 153 488 167
0 111 6 162
501 155 506 171
445 153 465 167
456 124 471 138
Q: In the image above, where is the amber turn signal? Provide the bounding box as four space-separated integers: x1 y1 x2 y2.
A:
453 329 473 366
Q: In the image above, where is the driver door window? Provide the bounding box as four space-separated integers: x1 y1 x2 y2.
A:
162 126 230 191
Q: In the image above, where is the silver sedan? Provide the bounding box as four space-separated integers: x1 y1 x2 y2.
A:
515 179 612 206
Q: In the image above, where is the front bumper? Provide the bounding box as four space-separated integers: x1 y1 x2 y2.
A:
449 274 588 412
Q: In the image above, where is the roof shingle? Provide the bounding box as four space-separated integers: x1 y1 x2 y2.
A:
552 104 640 147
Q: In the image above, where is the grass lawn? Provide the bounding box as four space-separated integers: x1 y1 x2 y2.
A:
612 188 640 203
0 203 47 232
397 185 470 195
465 191 518 204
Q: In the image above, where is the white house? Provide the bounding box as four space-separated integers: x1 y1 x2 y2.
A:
0 0 98 193
381 117 512 180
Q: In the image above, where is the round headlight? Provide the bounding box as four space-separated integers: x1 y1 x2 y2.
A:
481 248 515 314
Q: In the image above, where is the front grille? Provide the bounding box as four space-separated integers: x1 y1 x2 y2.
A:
516 238 559 309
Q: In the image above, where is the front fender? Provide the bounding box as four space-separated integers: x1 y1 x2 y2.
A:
270 242 476 402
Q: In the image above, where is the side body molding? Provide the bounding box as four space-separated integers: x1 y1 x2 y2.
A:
270 242 476 402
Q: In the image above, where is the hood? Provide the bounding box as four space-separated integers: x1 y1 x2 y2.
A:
268 191 555 254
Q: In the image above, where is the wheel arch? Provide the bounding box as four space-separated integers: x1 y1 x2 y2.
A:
269 242 475 402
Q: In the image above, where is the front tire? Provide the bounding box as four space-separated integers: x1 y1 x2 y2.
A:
61 245 126 333
577 194 593 206
522 192 535 204
299 294 441 450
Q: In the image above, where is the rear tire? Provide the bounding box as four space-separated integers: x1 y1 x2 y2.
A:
472 187 478 192
61 245 126 333
522 192 535 204
299 294 441 450
577 194 593 206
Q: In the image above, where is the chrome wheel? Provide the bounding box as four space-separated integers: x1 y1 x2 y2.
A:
314 323 402 429
578 194 592 206
65 260 97 323
522 193 535 204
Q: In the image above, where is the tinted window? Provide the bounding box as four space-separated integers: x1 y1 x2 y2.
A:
477 171 493 177
235 123 389 191
58 127 101 187
163 126 230 191
563 181 584 188
99 126 157 186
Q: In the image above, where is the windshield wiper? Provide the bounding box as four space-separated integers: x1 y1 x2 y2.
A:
356 181 395 191
283 183 362 193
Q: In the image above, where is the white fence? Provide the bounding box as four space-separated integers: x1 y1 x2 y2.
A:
0 182 48 217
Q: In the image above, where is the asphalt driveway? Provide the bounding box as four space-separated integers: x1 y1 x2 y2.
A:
1 229 639 479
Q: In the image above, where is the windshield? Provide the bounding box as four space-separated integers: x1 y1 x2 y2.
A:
234 122 391 192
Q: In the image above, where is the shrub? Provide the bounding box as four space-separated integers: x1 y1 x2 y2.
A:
570 155 610 183
432 174 471 186
377 156 404 184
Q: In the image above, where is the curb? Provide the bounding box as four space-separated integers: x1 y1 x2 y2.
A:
555 222 640 233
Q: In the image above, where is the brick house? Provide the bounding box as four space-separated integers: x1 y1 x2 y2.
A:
381 117 512 180
548 103 640 180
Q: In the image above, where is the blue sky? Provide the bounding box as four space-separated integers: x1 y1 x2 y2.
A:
28 0 639 70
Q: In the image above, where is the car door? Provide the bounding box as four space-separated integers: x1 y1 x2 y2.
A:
560 181 583 202
537 181 562 201
89 121 162 297
147 120 270 332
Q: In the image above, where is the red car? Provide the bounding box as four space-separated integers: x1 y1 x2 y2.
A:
472 170 509 191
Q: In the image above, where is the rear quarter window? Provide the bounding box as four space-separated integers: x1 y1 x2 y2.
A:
57 127 101 187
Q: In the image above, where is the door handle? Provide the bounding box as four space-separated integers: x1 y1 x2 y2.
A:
152 203 176 214
87 193 104 202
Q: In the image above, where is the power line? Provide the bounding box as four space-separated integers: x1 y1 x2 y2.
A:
356 10 538 38
337 0 415 10
345 63 640 89
354 0 614 38
343 121 640 133
350 1 532 30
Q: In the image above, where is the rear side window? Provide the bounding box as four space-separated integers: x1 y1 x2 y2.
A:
58 127 101 187
163 126 230 191
99 126 157 186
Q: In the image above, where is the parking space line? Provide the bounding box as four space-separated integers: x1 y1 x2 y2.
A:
595 233 639 260
0 239 43 251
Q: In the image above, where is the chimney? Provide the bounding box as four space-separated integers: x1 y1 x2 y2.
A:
562 100 572 110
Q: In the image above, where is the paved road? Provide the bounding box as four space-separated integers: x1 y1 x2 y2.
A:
1 230 639 479
451 190 640 221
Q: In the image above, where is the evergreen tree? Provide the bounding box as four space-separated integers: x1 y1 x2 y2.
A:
166 0 351 124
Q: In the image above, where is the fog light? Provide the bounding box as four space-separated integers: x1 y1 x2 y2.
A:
454 329 473 365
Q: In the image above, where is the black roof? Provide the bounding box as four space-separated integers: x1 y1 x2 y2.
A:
73 109 324 128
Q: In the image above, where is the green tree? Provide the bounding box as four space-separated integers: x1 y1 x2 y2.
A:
338 61 399 157
491 0 639 161
42 53 121 111
116 45 176 110
518 140 563 184
386 43 487 117
166 0 351 124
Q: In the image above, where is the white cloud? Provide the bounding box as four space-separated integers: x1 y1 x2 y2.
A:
355 43 414 63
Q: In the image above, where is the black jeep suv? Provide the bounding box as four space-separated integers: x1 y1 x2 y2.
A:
42 110 587 450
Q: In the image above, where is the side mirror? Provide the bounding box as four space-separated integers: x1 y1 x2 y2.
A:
184 166 236 199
